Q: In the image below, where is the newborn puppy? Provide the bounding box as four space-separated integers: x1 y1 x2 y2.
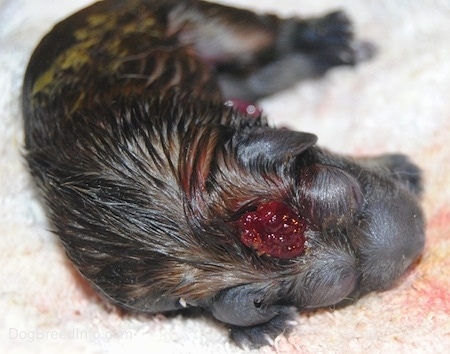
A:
22 0 425 349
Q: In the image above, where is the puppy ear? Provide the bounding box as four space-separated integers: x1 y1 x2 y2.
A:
234 128 317 165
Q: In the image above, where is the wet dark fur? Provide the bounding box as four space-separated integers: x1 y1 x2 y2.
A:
22 0 425 349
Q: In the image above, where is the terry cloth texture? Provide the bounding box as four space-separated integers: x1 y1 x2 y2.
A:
1 0 449 353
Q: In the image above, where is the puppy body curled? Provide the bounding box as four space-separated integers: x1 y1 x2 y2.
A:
23 0 425 349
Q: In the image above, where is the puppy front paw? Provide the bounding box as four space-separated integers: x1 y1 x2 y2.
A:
229 307 297 350
357 154 423 196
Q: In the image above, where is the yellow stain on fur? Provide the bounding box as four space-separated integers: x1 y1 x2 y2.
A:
32 14 119 97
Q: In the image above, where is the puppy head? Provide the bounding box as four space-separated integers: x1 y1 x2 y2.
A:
209 126 425 309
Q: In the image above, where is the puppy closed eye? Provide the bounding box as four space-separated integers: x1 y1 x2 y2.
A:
299 163 363 228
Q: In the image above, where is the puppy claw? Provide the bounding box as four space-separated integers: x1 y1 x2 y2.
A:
264 334 275 346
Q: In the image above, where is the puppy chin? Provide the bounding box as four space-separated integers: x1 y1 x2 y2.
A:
304 266 358 309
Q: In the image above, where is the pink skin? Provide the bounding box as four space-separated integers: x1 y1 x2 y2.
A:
224 99 263 119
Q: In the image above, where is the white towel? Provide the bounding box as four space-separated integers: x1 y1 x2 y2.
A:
1 0 450 353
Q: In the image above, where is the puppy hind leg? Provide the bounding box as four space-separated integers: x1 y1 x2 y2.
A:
168 2 374 101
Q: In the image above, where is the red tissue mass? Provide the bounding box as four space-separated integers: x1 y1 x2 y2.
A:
239 201 307 259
